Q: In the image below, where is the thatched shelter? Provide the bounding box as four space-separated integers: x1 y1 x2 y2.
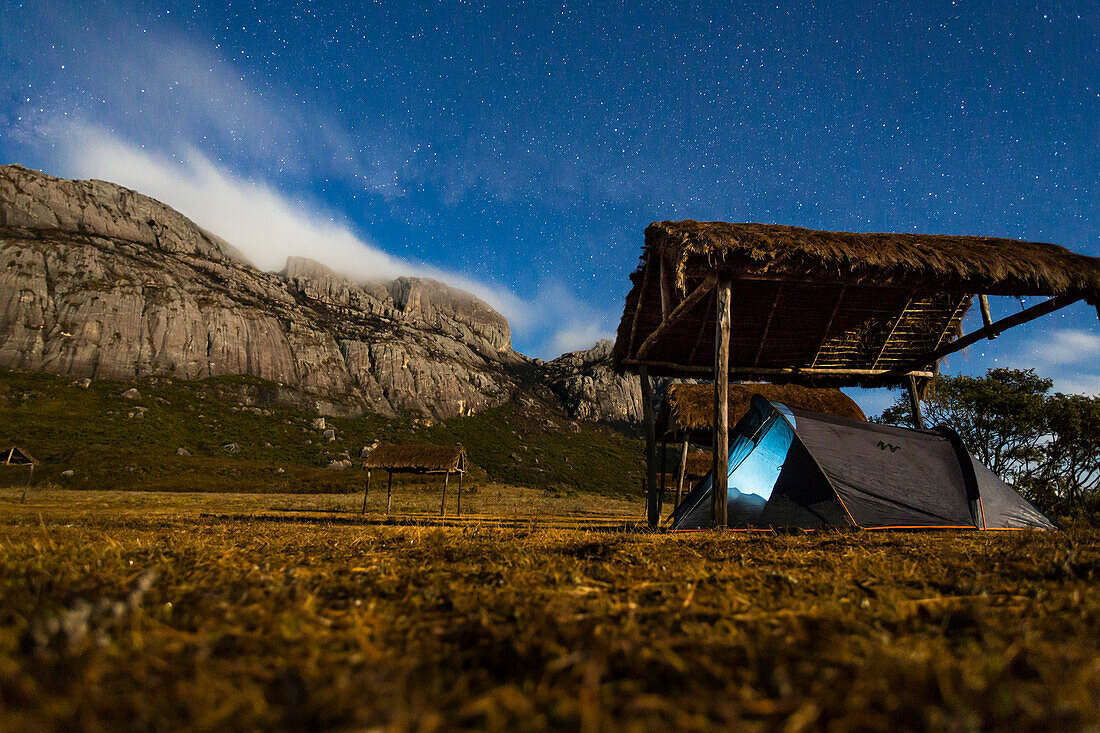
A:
360 444 467 516
614 220 1100 528
659 383 865 437
1 446 37 465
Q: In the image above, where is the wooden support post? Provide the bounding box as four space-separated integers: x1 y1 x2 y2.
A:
362 470 372 514
441 472 449 517
658 436 667 519
978 295 996 337
675 436 690 509
713 278 732 529
386 471 393 515
908 376 925 430
457 472 462 517
641 366 659 529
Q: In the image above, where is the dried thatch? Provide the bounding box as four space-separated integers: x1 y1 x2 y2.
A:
663 383 865 435
650 221 1100 299
1 446 37 465
614 221 1100 385
362 444 466 474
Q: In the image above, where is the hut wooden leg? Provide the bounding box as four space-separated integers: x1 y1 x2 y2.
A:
362 470 371 514
658 436 667 520
908 376 925 430
641 366 659 529
386 471 393 515
441 472 449 517
712 278 731 529
675 436 689 509
978 295 996 337
457 472 462 517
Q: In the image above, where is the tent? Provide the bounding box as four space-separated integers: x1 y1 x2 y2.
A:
669 396 1055 531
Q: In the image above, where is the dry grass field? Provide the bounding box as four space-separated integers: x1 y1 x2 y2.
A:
2 488 1099 731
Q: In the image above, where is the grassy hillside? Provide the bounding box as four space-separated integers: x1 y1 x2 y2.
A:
0 369 644 498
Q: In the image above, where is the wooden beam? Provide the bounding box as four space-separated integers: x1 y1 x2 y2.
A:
809 286 847 368
659 255 673 318
675 436 690 509
870 295 914 371
625 258 656 359
752 283 783 369
622 359 934 380
686 288 716 365
457 472 462 517
658 436 667 520
908 376 925 429
886 295 1079 377
641 366 659 529
386 471 393 515
441 472 449 517
362 470 371 514
635 276 717 359
713 278 732 529
978 294 995 337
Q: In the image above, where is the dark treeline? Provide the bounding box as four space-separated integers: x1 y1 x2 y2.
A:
877 369 1100 519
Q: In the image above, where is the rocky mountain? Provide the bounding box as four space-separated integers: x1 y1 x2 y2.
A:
0 164 642 422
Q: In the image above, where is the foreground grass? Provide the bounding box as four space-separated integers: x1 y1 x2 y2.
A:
1 492 1098 731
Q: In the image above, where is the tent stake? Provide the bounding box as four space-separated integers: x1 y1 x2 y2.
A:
908 376 925 430
641 366 659 529
362 470 371 514
713 278 731 529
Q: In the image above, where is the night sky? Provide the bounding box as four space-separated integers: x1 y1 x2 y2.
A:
2 1 1097 414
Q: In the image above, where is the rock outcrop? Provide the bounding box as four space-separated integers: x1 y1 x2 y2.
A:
0 165 523 418
544 340 644 423
0 164 643 422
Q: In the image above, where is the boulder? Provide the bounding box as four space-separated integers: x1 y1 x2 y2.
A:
121 388 142 400
176 448 191 456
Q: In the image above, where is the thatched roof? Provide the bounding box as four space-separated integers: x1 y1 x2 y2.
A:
659 383 866 436
362 444 466 473
1 446 37 465
615 221 1100 385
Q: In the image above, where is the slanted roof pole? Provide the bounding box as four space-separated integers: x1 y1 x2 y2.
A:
712 278 732 529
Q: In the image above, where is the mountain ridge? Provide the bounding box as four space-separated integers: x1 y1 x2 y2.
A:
0 164 641 422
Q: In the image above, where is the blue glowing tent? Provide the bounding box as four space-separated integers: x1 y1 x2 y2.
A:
668 396 1055 530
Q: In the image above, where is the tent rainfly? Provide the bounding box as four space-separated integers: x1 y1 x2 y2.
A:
655 383 866 513
669 396 1055 531
614 221 1100 528
360 444 467 517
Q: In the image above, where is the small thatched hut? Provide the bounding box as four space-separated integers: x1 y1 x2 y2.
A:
1 446 37 465
614 220 1100 528
360 444 467 516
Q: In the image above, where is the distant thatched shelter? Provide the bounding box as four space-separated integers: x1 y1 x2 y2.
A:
614 220 1100 528
1 446 38 466
360 444 467 516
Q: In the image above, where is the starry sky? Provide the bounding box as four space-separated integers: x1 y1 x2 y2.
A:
1 1 1097 414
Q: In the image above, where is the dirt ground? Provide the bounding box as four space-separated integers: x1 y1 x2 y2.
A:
1 488 1098 731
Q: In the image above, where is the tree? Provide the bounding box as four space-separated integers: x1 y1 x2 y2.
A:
876 368 1100 514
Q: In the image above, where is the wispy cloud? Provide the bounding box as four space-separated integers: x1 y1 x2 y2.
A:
50 121 528 323
1024 328 1100 395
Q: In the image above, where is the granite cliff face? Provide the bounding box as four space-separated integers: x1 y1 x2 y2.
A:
0 164 642 422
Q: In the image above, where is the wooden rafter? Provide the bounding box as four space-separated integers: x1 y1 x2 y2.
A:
809 286 846 369
751 283 784 369
624 257 655 360
636 276 717 359
885 294 1079 377
870 294 915 371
